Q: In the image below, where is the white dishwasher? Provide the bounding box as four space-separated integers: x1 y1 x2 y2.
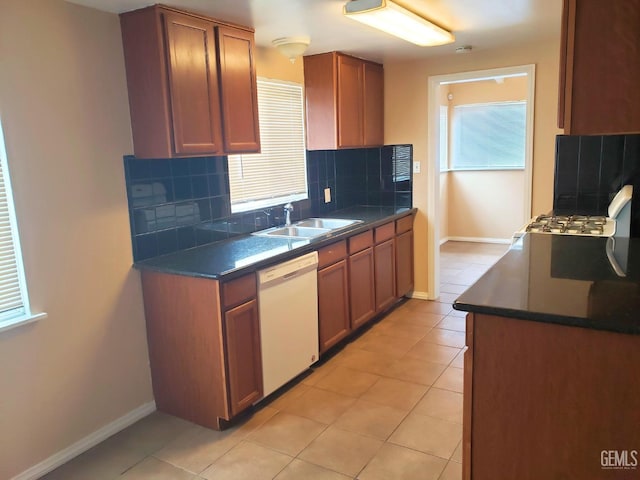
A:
257 251 319 396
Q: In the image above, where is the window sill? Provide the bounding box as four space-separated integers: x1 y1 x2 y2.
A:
0 312 47 334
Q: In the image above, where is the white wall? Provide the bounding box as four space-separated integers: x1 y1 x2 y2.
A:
0 1 153 477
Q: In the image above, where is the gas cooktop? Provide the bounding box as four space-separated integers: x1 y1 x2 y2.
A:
515 214 616 239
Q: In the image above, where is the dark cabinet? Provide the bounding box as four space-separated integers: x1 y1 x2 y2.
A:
304 52 384 150
217 26 261 153
140 270 262 429
349 242 376 328
120 5 260 158
224 299 262 416
337 55 364 148
373 222 396 312
163 12 223 156
395 215 414 298
374 239 396 312
558 0 640 134
363 62 385 146
318 258 351 353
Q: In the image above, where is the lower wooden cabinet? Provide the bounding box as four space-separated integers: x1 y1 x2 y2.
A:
464 313 640 479
318 259 351 353
224 299 262 416
374 239 396 312
140 270 262 429
349 247 376 328
395 229 414 297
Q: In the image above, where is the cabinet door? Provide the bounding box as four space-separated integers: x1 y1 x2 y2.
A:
318 260 351 353
349 247 375 328
374 239 396 312
395 230 414 298
363 62 384 146
164 12 224 155
224 299 263 416
217 26 261 153
559 0 640 134
337 55 364 148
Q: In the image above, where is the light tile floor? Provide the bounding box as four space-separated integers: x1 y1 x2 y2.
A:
42 242 507 480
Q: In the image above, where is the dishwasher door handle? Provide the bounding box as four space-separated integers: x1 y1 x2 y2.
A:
283 270 302 280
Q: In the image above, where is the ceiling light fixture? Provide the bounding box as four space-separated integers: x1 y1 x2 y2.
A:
272 36 311 63
343 0 454 47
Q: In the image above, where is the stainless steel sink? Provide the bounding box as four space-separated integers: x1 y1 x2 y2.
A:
252 218 362 239
253 226 330 239
295 218 362 230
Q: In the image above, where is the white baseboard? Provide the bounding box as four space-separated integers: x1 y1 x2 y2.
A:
445 236 511 245
409 291 434 300
12 401 156 480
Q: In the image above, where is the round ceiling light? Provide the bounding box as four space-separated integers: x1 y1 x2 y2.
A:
272 36 311 63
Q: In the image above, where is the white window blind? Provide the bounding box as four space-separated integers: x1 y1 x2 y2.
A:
0 120 33 329
452 101 526 170
228 78 307 213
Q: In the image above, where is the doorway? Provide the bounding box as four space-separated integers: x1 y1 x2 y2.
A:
426 65 535 299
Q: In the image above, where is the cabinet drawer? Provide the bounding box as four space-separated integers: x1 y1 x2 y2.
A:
348 230 373 254
375 222 395 243
396 215 413 234
222 273 256 309
318 240 347 269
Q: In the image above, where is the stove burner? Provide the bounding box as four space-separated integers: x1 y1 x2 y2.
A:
526 222 546 233
583 222 604 234
523 214 612 236
546 222 565 233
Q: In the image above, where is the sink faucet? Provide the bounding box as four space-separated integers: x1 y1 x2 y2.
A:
284 203 293 226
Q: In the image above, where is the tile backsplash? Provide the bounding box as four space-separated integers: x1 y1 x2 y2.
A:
554 133 640 214
307 145 413 216
124 144 413 261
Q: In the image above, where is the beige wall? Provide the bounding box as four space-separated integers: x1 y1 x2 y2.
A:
0 1 153 478
445 76 528 240
385 38 562 295
255 46 304 84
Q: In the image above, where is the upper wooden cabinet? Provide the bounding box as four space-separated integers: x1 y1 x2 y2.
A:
120 5 260 158
304 52 384 150
558 0 640 135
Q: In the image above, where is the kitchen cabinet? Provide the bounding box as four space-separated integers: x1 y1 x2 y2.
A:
317 241 351 353
463 313 640 480
224 299 262 416
140 270 262 429
348 230 376 328
120 5 260 159
217 26 261 153
558 0 640 134
395 216 414 297
363 62 385 146
304 52 384 150
374 223 396 312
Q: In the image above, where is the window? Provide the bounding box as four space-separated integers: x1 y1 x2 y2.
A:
0 120 42 332
228 78 307 213
439 105 448 172
451 101 526 170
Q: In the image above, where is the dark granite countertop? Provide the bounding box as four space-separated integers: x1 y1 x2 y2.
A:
135 206 415 280
453 233 640 335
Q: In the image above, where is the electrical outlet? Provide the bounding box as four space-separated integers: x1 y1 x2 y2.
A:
324 187 331 203
413 161 421 174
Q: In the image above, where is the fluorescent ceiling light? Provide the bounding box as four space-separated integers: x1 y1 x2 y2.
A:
343 0 455 47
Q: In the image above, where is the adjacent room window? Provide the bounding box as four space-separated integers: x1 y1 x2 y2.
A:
451 101 526 170
0 120 39 332
228 78 307 213
439 105 448 171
